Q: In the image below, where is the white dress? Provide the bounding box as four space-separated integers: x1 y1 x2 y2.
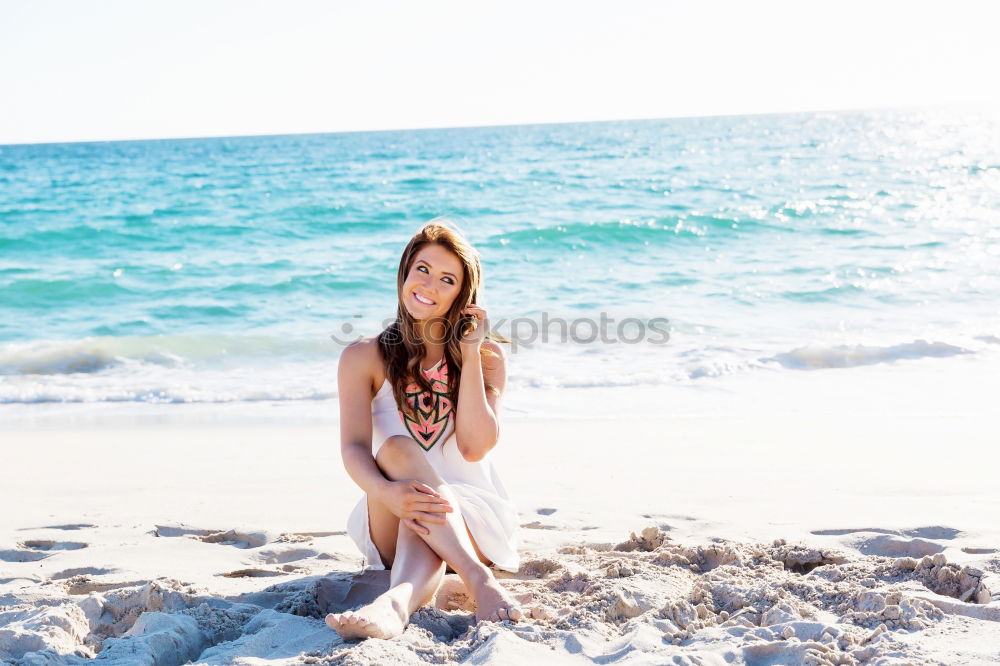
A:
345 357 521 573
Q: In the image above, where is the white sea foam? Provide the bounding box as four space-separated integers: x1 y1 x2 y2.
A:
1 332 994 407
0 335 338 377
761 339 973 371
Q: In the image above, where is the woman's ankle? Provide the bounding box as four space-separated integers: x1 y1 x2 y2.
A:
381 588 412 620
456 561 492 589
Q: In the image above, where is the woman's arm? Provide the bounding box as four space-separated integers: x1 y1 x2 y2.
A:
455 339 506 462
338 340 393 497
338 339 454 534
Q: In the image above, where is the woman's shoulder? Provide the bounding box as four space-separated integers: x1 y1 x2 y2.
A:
339 335 381 362
338 336 383 391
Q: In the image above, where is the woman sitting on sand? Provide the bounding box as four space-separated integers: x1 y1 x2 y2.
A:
326 219 523 640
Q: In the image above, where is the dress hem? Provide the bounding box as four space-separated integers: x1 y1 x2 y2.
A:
347 492 520 574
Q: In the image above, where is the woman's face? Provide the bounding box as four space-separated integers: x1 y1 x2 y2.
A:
402 243 464 321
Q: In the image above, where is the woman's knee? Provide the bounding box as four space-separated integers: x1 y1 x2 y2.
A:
376 435 428 475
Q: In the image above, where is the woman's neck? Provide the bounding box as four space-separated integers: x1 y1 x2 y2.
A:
414 319 447 366
421 344 445 368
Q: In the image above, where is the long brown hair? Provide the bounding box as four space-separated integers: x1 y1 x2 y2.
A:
377 217 509 419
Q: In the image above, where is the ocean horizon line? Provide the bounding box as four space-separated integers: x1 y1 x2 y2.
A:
0 101 965 149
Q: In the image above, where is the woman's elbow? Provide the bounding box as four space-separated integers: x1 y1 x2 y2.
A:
458 440 493 462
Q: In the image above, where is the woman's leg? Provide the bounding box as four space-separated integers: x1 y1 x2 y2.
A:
366 484 492 572
327 436 521 640
373 436 522 623
326 517 446 640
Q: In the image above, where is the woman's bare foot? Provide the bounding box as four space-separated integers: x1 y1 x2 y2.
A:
325 594 408 640
470 573 524 623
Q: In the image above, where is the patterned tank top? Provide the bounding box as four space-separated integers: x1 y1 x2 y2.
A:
399 357 454 451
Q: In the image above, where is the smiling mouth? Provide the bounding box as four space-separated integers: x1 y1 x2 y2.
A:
413 292 436 305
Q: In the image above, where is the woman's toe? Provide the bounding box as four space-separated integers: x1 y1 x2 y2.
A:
509 605 523 621
498 607 509 621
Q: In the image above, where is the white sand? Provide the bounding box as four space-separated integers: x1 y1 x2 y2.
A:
2 360 1000 665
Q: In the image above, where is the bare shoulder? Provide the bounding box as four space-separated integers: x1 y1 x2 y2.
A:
338 335 380 365
338 336 381 393
336 337 379 447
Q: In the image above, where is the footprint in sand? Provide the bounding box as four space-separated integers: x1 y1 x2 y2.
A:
903 526 962 540
852 534 944 558
199 530 268 549
65 579 146 595
812 525 963 540
256 548 319 564
153 525 269 549
19 540 88 551
51 566 115 580
221 568 289 578
0 548 52 563
15 523 96 531
0 574 43 584
0 537 90 562
280 530 346 539
811 527 900 536
810 526 965 559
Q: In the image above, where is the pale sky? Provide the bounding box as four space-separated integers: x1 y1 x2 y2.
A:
1 0 997 145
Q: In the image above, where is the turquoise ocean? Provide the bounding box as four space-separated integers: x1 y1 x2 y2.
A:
2 108 998 423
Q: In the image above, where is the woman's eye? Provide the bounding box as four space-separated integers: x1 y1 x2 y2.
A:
417 265 453 285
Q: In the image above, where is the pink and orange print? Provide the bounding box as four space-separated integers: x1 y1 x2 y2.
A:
399 357 454 451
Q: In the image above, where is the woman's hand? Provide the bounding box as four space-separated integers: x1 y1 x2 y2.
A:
459 304 488 359
379 479 453 536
